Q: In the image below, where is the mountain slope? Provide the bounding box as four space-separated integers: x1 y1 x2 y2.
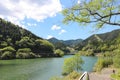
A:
76 29 120 51
85 29 120 42
76 29 120 46
0 18 54 59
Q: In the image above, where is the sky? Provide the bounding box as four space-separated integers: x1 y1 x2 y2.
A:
0 0 120 40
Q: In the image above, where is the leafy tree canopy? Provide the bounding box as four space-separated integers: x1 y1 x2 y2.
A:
62 0 120 28
54 49 64 57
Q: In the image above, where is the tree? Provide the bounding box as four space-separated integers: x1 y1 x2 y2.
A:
0 46 16 59
35 39 55 53
16 36 35 48
16 48 36 59
62 0 120 28
54 49 64 57
62 53 83 75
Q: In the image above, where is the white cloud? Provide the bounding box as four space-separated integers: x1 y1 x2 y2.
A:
47 35 53 39
51 25 61 30
0 0 62 27
59 29 66 35
27 23 37 27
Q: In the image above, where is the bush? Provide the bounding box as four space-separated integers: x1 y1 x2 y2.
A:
35 39 55 52
17 48 31 53
1 51 15 59
16 48 36 59
113 54 120 68
64 71 80 79
62 54 83 75
51 71 81 80
0 46 16 53
77 50 94 56
16 52 36 59
54 49 64 57
94 57 113 72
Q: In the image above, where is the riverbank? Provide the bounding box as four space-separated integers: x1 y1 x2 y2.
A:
89 68 115 80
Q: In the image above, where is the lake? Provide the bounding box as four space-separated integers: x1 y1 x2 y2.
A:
0 55 97 80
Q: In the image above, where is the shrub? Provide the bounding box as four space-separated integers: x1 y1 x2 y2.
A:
16 52 36 59
16 48 36 59
64 71 80 79
1 51 15 59
77 50 94 56
113 54 120 68
54 49 64 57
51 71 81 80
62 54 83 75
17 48 31 53
0 46 16 53
94 57 113 72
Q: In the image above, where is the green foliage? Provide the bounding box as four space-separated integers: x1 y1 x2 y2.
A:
78 50 94 56
17 48 31 53
0 46 16 53
51 71 81 80
16 48 36 59
1 51 15 59
54 49 64 57
16 36 35 48
0 18 55 59
62 53 83 75
0 41 8 47
35 39 54 52
111 70 120 80
111 74 120 80
62 0 120 27
113 53 120 68
94 57 104 72
16 52 36 59
50 76 63 80
94 57 113 72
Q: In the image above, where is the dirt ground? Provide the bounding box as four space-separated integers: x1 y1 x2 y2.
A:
89 68 115 80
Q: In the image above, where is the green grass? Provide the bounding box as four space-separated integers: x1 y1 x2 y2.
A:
111 74 120 80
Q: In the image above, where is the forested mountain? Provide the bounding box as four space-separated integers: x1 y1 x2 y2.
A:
48 37 83 47
85 29 120 43
0 18 55 59
48 38 83 53
48 38 70 53
63 39 83 46
76 29 120 56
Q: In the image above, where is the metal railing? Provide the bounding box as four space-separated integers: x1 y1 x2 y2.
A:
78 72 89 80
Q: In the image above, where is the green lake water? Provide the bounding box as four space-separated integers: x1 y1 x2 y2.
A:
0 55 97 80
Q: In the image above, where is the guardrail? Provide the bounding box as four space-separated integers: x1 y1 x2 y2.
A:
78 72 89 80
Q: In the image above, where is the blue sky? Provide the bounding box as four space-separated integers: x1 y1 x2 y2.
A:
0 0 120 40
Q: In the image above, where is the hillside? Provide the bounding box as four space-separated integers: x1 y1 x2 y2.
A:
85 29 120 42
48 38 70 53
48 38 83 53
0 18 55 59
76 29 120 56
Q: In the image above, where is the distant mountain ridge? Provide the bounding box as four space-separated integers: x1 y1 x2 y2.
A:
48 37 83 47
48 29 120 48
